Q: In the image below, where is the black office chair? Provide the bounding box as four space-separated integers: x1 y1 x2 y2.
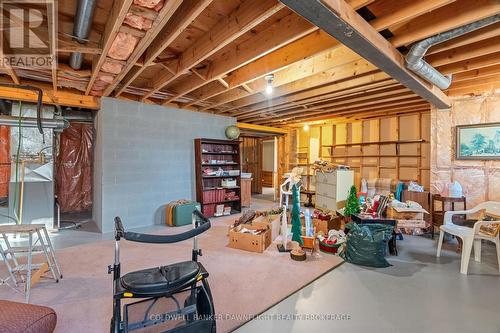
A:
110 210 215 333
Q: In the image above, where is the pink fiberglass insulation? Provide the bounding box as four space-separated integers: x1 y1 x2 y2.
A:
124 13 153 30
97 72 115 84
133 0 163 10
102 59 124 74
108 32 139 61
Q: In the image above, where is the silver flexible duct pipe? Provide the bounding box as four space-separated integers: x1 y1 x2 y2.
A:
405 14 500 89
0 115 69 131
69 0 97 69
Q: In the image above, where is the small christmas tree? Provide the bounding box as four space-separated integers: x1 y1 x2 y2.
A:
290 183 303 246
344 185 360 217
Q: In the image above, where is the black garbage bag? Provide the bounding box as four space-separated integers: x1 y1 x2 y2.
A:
341 222 394 268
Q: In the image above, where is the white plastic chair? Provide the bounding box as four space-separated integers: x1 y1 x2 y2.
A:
436 201 500 274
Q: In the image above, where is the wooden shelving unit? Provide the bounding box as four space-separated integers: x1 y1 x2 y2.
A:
195 138 241 217
317 113 431 189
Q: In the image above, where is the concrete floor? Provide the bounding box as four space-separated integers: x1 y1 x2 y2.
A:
235 234 500 333
2 197 499 333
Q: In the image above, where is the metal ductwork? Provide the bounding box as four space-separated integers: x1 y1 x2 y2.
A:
405 14 500 90
69 0 97 70
0 115 69 131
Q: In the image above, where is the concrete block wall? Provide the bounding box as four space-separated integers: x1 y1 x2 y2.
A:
93 97 236 233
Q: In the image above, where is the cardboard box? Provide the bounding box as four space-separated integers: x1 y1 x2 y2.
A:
386 207 426 220
252 214 281 241
313 216 342 235
228 224 271 253
396 219 428 229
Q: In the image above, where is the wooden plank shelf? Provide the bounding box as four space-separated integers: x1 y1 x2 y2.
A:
323 139 425 148
203 186 240 191
202 175 241 179
204 198 241 204
202 163 239 166
201 152 238 155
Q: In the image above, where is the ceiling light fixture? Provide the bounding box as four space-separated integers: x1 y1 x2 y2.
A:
265 74 274 95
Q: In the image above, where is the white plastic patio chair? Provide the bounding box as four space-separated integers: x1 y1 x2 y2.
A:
436 201 500 274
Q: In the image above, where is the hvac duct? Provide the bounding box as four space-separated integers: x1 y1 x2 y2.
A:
69 0 97 70
0 115 69 131
405 14 500 90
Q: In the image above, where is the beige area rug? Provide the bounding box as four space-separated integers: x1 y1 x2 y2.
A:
0 211 343 332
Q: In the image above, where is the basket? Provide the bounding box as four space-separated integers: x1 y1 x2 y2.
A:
319 240 343 254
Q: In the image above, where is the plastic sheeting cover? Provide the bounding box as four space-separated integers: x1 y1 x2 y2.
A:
56 123 94 213
0 126 9 197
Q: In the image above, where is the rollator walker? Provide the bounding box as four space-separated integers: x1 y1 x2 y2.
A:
110 210 216 333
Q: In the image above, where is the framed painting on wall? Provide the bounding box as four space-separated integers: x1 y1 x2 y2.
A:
455 122 500 160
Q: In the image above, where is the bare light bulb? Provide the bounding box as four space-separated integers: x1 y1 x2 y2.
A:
265 84 273 95
303 124 309 131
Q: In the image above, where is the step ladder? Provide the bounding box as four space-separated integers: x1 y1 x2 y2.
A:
0 224 63 303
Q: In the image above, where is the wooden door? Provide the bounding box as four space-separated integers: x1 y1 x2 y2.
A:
240 136 262 194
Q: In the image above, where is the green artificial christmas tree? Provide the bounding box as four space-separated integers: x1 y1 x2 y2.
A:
344 185 360 217
290 184 303 246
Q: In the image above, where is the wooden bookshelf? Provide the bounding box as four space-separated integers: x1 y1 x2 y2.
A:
194 138 242 217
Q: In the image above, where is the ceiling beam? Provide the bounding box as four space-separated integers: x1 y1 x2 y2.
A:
426 36 500 67
180 0 372 108
263 98 426 125
85 0 134 95
0 38 20 84
208 51 378 114
427 21 500 55
141 0 285 101
237 122 289 134
451 64 500 82
280 0 451 109
437 51 500 74
101 0 184 96
241 87 413 122
238 75 395 115
47 1 57 91
0 78 99 109
390 0 500 47
446 78 500 96
347 0 376 9
164 12 316 104
370 0 455 31
114 0 214 97
195 0 457 112
273 105 431 126
243 82 402 118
